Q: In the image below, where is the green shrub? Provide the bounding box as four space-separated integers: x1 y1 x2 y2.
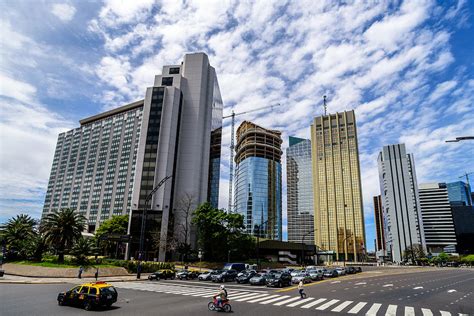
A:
104 259 174 273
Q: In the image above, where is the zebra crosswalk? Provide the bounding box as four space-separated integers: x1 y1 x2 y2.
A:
113 282 461 315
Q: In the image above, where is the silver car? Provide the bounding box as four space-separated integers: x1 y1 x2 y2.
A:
335 267 346 276
307 269 323 281
292 272 312 284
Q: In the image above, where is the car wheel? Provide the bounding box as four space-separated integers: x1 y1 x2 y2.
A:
58 297 65 306
278 282 282 288
84 301 93 311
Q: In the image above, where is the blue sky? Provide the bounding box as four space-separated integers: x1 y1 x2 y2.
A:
1 0 473 251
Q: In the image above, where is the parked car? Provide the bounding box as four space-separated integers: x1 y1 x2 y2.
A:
198 270 220 281
355 267 362 273
236 270 257 284
266 272 292 288
148 269 175 281
57 281 117 311
212 269 238 282
237 269 256 277
323 269 339 278
249 273 268 285
307 269 323 281
291 272 312 284
176 270 199 280
346 267 357 274
290 269 305 277
335 267 346 276
223 263 247 272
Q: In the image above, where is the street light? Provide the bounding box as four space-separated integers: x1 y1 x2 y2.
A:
255 215 277 270
342 233 353 267
137 175 172 279
445 136 474 142
301 228 316 267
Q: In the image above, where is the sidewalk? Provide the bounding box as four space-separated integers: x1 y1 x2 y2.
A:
0 273 149 284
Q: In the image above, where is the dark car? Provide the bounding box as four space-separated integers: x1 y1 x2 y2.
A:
323 269 338 278
249 273 268 285
355 267 362 273
57 282 118 311
176 270 199 280
148 269 175 281
236 270 257 284
212 269 238 282
266 272 292 288
346 267 357 274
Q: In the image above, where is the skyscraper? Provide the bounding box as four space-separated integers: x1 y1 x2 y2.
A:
310 110 366 262
234 121 282 240
287 137 314 245
446 181 472 206
42 53 223 261
418 183 457 254
373 195 385 254
377 144 426 263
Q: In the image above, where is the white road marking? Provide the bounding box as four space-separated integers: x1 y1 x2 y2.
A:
440 312 451 316
413 286 423 290
355 282 367 285
331 300 353 312
365 303 382 315
448 289 457 293
300 298 326 309
385 304 397 316
383 284 393 287
228 293 258 300
235 293 269 302
273 296 301 306
259 295 290 305
421 308 433 316
348 302 367 314
286 297 315 307
405 306 415 316
331 281 341 284
247 294 279 303
315 299 340 310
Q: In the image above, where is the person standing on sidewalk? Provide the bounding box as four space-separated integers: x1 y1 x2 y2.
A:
298 280 306 299
78 266 83 279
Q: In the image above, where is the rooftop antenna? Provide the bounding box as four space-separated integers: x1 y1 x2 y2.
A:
323 95 327 116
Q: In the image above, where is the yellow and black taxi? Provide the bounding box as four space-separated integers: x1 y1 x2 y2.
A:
57 281 118 311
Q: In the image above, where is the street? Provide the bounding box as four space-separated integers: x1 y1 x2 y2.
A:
1 268 473 315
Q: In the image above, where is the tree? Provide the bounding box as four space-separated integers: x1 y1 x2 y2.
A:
41 208 86 263
403 244 426 265
95 215 128 258
0 214 38 260
70 237 96 265
174 193 194 261
192 202 255 262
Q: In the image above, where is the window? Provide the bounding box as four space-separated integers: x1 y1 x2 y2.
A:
169 67 180 74
161 77 173 86
80 286 89 294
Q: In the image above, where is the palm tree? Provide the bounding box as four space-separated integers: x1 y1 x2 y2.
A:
0 214 37 259
40 209 86 263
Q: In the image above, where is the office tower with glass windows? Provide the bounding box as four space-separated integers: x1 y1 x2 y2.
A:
446 181 472 206
377 144 426 263
373 195 386 257
310 110 366 262
42 53 223 261
234 121 282 240
287 137 314 245
418 183 457 254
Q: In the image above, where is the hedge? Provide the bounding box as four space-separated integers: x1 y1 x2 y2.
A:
104 259 175 273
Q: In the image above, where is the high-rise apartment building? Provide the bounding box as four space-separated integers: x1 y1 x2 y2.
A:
310 110 366 262
446 181 472 206
42 53 223 261
373 195 385 253
377 144 426 263
287 137 314 245
234 121 282 240
418 183 457 254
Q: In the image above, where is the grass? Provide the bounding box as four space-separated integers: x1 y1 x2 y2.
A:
11 260 117 269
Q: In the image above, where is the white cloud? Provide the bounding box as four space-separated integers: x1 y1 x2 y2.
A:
428 80 457 103
0 73 37 104
51 3 77 22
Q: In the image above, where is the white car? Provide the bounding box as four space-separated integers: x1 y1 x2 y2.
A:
335 267 346 276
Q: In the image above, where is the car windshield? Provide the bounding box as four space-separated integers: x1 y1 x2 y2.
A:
100 287 116 295
253 273 262 277
297 272 307 276
272 273 281 278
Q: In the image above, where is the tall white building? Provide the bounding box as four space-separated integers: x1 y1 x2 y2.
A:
377 144 426 263
42 53 223 261
418 183 457 254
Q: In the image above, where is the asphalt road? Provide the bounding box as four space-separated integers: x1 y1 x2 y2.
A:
1 267 473 315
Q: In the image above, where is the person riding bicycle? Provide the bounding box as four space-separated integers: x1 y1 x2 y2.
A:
214 285 228 308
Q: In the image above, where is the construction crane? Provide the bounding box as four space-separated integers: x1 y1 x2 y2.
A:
223 103 281 213
459 172 473 185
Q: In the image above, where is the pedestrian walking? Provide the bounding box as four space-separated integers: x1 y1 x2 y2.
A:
298 280 306 299
95 268 99 281
78 266 83 279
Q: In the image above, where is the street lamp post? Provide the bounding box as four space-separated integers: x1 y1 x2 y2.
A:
342 233 353 267
301 228 316 267
255 216 276 270
137 175 172 279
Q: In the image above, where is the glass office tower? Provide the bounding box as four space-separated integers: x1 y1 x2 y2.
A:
234 121 282 240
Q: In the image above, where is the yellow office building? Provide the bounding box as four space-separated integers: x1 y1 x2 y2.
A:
310 110 366 262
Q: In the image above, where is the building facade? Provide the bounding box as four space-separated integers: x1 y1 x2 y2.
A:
234 121 282 240
418 183 457 254
451 205 474 254
377 144 426 263
42 53 223 261
310 110 366 262
286 137 314 245
373 195 386 257
446 181 472 206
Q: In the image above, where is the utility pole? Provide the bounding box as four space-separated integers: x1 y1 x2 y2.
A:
459 172 473 185
323 95 327 116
